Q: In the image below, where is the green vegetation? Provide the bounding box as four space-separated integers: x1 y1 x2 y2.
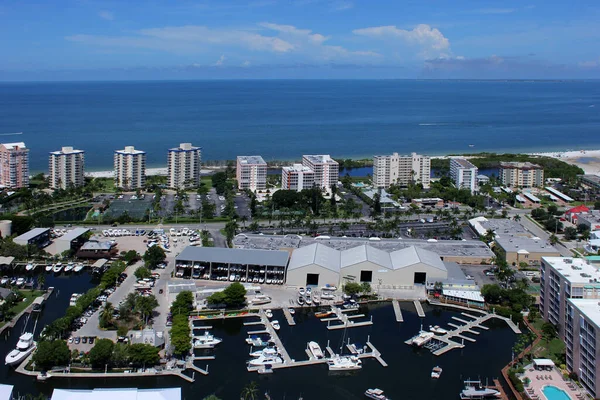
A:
241 381 259 400
89 338 114 368
170 314 191 357
85 339 159 370
334 158 373 169
134 266 152 280
100 261 127 288
0 289 44 327
207 282 247 308
120 250 140 265
171 291 194 316
143 245 166 268
32 339 71 370
481 281 534 323
531 205 563 233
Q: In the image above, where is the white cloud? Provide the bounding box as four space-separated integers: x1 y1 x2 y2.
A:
242 60 251 67
353 24 450 58
213 54 226 66
259 22 328 44
98 11 114 21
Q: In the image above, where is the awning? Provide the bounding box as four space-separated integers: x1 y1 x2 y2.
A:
533 359 555 367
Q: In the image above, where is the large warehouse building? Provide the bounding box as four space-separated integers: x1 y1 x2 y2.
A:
286 243 448 288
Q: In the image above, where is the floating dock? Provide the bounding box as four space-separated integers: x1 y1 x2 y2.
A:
414 300 425 317
283 308 296 326
321 306 373 330
392 299 403 322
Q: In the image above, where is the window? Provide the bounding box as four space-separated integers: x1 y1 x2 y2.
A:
306 273 319 286
360 270 373 283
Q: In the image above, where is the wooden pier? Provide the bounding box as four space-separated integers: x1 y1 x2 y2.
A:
414 300 425 317
392 299 403 322
283 308 296 326
322 306 374 330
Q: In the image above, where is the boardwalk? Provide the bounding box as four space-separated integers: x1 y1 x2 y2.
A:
392 299 403 322
414 300 425 317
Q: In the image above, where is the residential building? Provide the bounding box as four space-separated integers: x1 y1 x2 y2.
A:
302 155 339 189
236 156 267 191
167 143 202 189
114 146 146 190
499 162 544 188
0 142 29 188
565 299 600 397
49 146 85 190
450 158 478 193
579 174 600 192
373 152 431 189
282 164 315 191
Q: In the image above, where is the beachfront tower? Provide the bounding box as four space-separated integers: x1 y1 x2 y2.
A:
373 152 430 189
450 158 478 193
282 164 316 191
236 156 267 191
0 142 29 188
302 155 339 189
499 162 544 188
49 146 85 190
114 146 146 190
167 143 202 189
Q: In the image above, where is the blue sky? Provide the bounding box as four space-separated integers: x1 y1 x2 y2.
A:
2 0 600 80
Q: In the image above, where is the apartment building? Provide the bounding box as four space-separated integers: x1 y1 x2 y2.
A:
49 146 85 190
450 158 478 193
167 143 202 189
282 164 315 191
236 156 267 191
114 146 146 190
302 155 339 189
372 152 430 189
499 162 544 188
0 142 29 188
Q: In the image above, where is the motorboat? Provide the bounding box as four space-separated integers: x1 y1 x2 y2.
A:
327 355 362 371
45 264 53 272
249 295 272 306
288 308 295 315
25 263 34 272
249 347 279 358
193 331 223 349
308 341 324 359
321 284 337 291
305 296 313 306
246 335 270 347
64 263 74 273
53 263 63 273
315 311 334 318
248 354 283 367
271 320 280 331
431 366 442 379
74 263 84 273
429 325 448 335
343 300 359 310
321 293 335 300
298 287 306 296
312 295 321 305
265 309 273 319
297 296 305 306
459 380 501 399
410 331 435 347
364 388 390 400
5 333 37 366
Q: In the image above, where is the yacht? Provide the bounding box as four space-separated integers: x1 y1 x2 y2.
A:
364 388 390 400
250 347 279 358
305 296 312 306
64 263 74 273
248 354 283 367
45 264 53 272
74 263 84 273
315 311 334 318
343 300 359 310
249 295 272 306
271 320 280 331
25 263 34 272
308 341 324 359
327 355 362 371
429 325 448 335
431 366 442 379
459 380 501 399
246 335 271 347
53 263 63 273
193 332 223 349
410 331 435 347
265 309 273 319
5 333 37 366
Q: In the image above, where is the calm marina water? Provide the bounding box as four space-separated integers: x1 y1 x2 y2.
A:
1 80 599 173
0 271 518 399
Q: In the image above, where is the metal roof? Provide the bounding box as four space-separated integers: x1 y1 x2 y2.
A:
13 228 50 242
50 388 181 400
0 384 13 400
390 246 447 271
177 246 289 267
288 243 340 272
341 245 392 269
92 258 108 268
0 256 14 265
57 227 90 242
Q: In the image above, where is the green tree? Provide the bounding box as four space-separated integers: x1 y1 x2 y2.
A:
241 381 259 400
111 343 129 367
206 291 227 306
121 250 140 265
89 338 115 369
170 314 192 357
222 282 247 308
134 266 152 280
343 282 362 296
33 340 71 370
143 245 166 268
134 294 159 323
170 291 195 316
99 302 115 329
481 284 503 304
360 282 372 294
202 395 222 400
563 226 578 241
127 343 160 367
541 322 558 355
224 220 238 244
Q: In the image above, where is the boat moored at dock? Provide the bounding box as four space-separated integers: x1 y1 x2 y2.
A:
308 341 324 359
193 331 223 349
364 388 390 400
327 355 362 371
459 380 501 399
5 333 36 366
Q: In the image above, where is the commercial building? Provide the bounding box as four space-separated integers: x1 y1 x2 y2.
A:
128 328 165 348
450 158 478 193
565 299 600 397
494 235 559 266
167 143 202 189
577 212 600 231
49 146 85 190
0 142 29 188
13 228 51 248
286 243 447 288
302 155 339 189
114 146 146 190
564 205 591 224
282 164 315 191
54 227 90 254
50 388 181 400
499 162 544 188
362 188 402 211
236 156 267 191
76 240 118 259
372 152 431 189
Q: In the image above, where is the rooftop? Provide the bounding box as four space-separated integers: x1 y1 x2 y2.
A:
499 161 542 169
57 227 90 242
128 328 164 347
451 158 477 169
495 235 558 254
13 228 50 242
169 143 200 152
579 174 600 185
543 257 600 285
115 146 145 155
0 142 26 150
578 212 600 224
50 388 181 400
469 216 529 237
80 240 113 251
568 298 600 327
303 154 338 165
177 246 290 267
50 146 84 155
0 384 12 400
283 164 313 173
237 155 266 165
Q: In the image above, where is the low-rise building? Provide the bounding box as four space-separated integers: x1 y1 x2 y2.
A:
50 388 181 400
76 240 118 259
564 205 591 224
282 164 315 191
577 212 600 231
411 198 444 208
302 155 339 189
450 158 478 193
499 162 544 188
236 156 267 191
362 188 402 211
578 174 600 191
54 228 90 254
494 235 560 266
128 328 165 348
13 228 51 248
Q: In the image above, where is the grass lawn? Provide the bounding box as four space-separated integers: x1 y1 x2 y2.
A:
93 177 116 192
530 319 565 362
0 289 44 328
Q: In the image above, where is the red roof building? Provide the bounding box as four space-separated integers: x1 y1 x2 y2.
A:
565 205 590 223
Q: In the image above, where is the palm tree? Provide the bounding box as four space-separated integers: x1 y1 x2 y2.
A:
513 214 521 222
241 381 259 400
99 302 115 328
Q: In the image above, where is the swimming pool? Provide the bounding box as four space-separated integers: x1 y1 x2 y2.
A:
542 385 572 400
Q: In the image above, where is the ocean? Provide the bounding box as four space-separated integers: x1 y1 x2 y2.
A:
1 80 599 173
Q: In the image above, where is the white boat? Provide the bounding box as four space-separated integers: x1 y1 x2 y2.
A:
45 264 53 272
16 278 25 287
305 296 312 306
321 285 337 291
343 300 359 309
5 333 37 366
0 276 8 285
460 380 501 399
365 388 390 400
249 347 279 358
74 263 84 273
53 263 63 273
249 295 272 306
298 287 306 295
327 355 362 371
429 325 448 335
410 331 435 347
321 293 335 300
25 263 34 272
308 341 324 359
431 366 442 379
248 354 283 367
288 308 295 315
246 335 270 347
297 296 305 306
265 309 273 319
64 263 74 273
193 331 223 349
271 320 280 330
312 295 321 305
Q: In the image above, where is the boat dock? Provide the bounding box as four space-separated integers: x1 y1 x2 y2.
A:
414 300 425 317
392 299 403 322
321 306 374 330
283 308 296 326
257 309 292 364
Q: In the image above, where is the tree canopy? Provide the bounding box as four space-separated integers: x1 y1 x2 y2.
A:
134 266 152 280
171 291 194 316
89 338 115 368
143 245 166 268
33 340 71 370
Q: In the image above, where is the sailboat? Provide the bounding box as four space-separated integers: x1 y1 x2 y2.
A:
327 319 362 371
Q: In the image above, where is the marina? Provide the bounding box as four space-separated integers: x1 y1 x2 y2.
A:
392 299 403 322
414 300 426 317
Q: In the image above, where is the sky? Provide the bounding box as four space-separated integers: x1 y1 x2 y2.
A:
1 0 600 80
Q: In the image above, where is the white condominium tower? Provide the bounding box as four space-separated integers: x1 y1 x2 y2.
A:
302 155 339 189
114 146 146 190
373 152 431 189
167 143 202 189
49 146 85 190
282 164 315 191
236 156 267 191
450 158 478 193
